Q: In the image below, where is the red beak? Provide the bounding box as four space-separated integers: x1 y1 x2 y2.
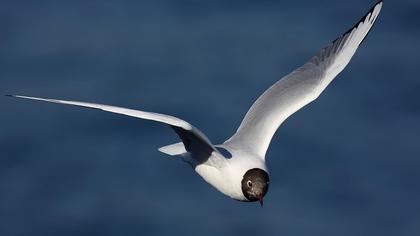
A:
257 193 264 207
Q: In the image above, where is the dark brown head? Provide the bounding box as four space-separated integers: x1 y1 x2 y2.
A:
241 168 270 206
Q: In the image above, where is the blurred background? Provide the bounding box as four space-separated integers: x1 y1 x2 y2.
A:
1 0 419 235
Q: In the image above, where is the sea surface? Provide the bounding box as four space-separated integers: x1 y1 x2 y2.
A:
1 0 419 235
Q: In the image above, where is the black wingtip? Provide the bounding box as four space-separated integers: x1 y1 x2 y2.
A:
332 0 383 45
359 0 383 44
5 94 15 97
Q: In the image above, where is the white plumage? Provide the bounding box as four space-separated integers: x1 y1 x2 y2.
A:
8 1 383 204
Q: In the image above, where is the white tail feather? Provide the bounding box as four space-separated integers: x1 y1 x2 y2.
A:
158 142 186 156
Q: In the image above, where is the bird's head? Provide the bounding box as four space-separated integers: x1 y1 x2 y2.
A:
241 168 269 207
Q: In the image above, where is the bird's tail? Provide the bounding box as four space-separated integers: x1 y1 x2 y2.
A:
158 142 187 156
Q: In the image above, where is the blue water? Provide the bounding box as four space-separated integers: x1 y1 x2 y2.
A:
1 0 419 235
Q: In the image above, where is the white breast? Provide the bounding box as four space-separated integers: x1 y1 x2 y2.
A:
193 149 268 201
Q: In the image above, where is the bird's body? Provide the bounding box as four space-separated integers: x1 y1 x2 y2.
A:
188 145 268 201
8 1 383 205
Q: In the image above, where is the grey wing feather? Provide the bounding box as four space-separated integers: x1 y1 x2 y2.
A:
224 1 383 158
8 95 225 167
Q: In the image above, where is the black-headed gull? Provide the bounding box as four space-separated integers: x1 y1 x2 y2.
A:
8 1 383 206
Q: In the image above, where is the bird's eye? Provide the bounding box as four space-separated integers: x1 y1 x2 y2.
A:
247 180 252 187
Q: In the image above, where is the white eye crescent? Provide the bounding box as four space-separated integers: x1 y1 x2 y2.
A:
247 180 252 187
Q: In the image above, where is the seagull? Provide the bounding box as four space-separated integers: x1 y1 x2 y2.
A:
7 1 383 206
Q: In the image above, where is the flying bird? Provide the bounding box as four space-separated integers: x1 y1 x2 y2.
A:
8 1 383 206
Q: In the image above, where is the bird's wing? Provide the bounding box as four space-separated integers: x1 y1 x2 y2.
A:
8 95 226 167
224 1 383 158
